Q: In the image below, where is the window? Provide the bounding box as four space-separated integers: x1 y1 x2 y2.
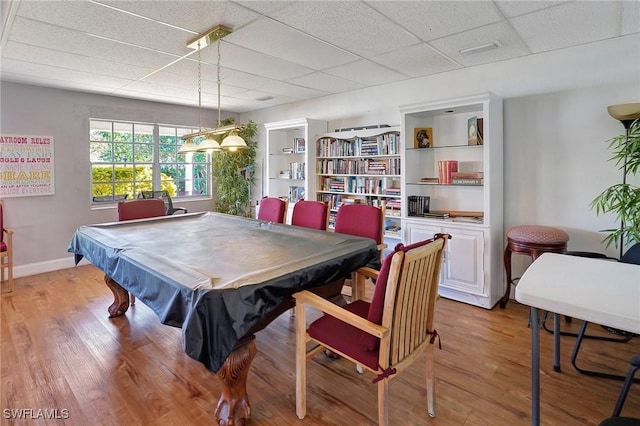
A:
89 120 209 203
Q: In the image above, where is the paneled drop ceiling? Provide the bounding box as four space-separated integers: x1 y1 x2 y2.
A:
1 1 638 112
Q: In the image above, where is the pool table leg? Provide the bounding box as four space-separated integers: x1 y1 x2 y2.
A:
215 336 257 426
104 275 130 318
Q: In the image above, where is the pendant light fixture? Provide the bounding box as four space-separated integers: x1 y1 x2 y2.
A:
181 25 246 152
178 39 206 154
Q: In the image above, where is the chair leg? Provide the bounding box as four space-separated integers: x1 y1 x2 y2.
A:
425 343 436 417
295 302 307 420
500 246 513 308
612 355 640 416
377 379 389 426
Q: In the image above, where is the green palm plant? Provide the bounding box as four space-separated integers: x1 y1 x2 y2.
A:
591 119 640 257
211 119 258 216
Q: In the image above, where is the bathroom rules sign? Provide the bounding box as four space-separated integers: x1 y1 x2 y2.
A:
0 134 55 197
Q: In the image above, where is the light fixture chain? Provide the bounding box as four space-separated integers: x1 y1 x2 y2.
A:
217 38 222 128
198 40 202 132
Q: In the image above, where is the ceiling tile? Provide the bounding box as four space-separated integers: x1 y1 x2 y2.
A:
3 41 155 81
494 1 569 18
371 43 460 78
510 1 622 53
1 58 135 90
289 72 366 94
98 1 260 33
252 81 328 99
324 59 409 86
225 17 358 70
621 1 640 35
8 17 179 70
16 1 191 55
198 41 314 81
269 1 419 57
429 21 530 67
368 0 503 42
232 1 292 16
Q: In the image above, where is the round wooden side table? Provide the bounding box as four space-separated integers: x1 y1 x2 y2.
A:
500 225 570 308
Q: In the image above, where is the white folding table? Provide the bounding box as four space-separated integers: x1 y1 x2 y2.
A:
515 252 640 425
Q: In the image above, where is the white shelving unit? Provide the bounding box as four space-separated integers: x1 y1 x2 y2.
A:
400 93 503 309
264 118 327 222
314 126 402 243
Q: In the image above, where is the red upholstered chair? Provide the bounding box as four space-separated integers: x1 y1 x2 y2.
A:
291 200 330 231
334 203 387 298
293 234 450 425
117 198 166 304
257 196 288 223
334 203 386 250
0 201 14 293
117 198 167 221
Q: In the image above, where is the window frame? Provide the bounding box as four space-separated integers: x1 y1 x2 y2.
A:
89 119 211 206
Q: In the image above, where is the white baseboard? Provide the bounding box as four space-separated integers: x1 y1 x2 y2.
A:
13 257 90 278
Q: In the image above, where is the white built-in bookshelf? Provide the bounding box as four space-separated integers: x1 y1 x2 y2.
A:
264 118 327 222
400 93 503 309
314 126 402 240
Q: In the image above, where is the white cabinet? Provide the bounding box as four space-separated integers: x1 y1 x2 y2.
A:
264 118 327 220
400 93 503 309
314 126 402 241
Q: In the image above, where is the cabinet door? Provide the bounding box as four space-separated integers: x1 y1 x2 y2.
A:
440 227 484 295
405 221 441 245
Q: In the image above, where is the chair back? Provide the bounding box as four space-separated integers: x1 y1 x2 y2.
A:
118 199 166 221
0 201 4 244
621 243 640 265
139 190 187 215
382 237 447 366
334 203 384 245
257 196 288 223
291 200 329 230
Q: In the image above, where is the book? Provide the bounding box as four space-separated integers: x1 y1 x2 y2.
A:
451 171 484 179
452 178 483 185
420 177 440 183
424 212 450 219
437 160 458 184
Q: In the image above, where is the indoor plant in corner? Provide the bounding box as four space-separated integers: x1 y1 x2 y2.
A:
591 104 640 259
211 119 258 217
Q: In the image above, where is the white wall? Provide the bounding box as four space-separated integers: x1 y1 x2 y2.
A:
241 34 639 269
1 33 638 279
0 85 236 276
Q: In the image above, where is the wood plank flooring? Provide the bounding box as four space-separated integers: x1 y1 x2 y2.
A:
1 265 639 425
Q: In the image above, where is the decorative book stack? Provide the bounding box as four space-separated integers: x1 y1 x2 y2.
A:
407 195 430 217
451 171 484 185
437 160 458 184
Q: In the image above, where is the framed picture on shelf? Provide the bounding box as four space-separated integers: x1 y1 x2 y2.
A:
468 116 483 145
294 137 306 153
413 127 433 148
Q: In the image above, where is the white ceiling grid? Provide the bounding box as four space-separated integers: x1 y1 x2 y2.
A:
1 0 638 113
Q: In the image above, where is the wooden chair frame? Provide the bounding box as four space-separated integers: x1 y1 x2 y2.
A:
0 201 14 293
294 236 447 425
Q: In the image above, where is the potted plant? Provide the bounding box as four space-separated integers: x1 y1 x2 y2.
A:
591 110 640 259
211 119 258 216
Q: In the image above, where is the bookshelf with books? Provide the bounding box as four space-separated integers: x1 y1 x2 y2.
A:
400 93 503 309
314 126 402 240
264 118 327 222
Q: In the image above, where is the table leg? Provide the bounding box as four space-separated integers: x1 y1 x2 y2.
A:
553 313 561 372
215 336 257 426
530 307 540 426
104 275 130 318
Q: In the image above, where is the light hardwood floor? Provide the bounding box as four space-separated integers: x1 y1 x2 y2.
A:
1 265 639 425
